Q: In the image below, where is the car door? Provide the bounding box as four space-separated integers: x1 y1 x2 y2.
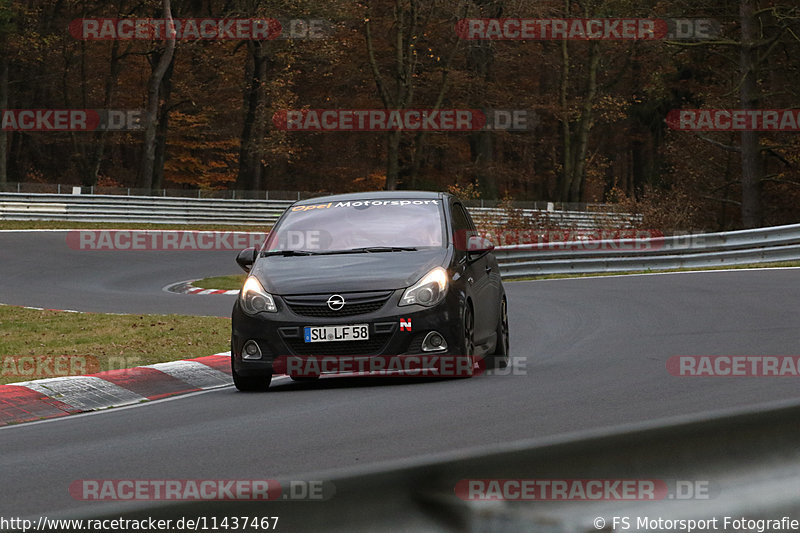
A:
463 205 503 327
450 201 496 345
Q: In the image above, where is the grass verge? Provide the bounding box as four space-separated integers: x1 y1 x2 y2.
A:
193 275 247 291
513 261 800 281
0 306 230 385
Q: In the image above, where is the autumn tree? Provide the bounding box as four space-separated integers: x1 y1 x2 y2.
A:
364 0 464 190
137 0 175 190
664 0 800 227
0 0 14 185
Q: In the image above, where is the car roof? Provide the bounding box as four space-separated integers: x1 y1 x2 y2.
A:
293 190 448 206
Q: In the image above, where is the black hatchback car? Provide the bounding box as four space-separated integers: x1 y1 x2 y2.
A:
230 191 509 390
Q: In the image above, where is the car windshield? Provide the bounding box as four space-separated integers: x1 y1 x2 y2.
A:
262 198 445 253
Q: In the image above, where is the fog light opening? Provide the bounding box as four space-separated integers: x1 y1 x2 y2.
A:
243 340 262 360
422 331 447 352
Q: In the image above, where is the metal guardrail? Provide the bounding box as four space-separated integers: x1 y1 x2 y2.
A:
70 399 800 532
0 193 294 225
470 207 641 230
2 192 799 276
2 192 797 276
0 192 639 229
0 182 326 200
0 182 612 211
495 223 800 278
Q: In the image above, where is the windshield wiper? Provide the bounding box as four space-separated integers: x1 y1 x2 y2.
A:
262 247 419 257
361 246 418 252
260 250 320 257
315 246 419 255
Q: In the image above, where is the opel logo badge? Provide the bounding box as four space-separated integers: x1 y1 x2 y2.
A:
327 294 345 311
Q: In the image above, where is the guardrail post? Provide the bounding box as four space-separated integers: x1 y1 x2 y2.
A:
57 184 61 194
127 188 130 196
90 185 94 195
17 182 20 193
297 191 300 201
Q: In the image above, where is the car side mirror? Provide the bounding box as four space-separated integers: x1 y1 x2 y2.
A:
466 236 494 258
236 247 258 273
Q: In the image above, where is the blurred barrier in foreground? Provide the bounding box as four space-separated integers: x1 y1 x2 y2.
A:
57 399 800 532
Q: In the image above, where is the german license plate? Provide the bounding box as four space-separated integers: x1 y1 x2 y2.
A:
304 324 369 343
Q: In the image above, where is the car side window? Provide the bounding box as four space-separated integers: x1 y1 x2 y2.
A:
451 202 474 252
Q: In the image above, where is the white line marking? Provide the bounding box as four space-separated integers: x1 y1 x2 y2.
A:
0 229 73 232
0 376 292 431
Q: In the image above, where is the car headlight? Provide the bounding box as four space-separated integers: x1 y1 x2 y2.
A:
240 276 277 315
400 267 448 307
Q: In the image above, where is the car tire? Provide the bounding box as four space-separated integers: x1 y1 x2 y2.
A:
489 297 510 369
231 358 272 391
459 304 475 378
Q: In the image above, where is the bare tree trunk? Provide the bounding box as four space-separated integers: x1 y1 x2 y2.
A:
137 0 175 191
385 130 402 190
365 0 418 190
738 0 763 228
0 44 7 185
569 41 600 202
558 0 600 204
558 35 572 203
237 41 269 191
152 53 174 191
84 38 128 187
469 132 496 196
467 0 503 200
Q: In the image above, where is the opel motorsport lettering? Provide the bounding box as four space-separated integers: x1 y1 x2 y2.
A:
230 191 509 390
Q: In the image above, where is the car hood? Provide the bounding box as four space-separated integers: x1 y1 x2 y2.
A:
252 248 449 295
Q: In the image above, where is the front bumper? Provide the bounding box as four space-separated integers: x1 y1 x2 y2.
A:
231 288 464 376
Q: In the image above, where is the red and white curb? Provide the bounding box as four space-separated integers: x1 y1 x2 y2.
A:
0 352 234 427
164 279 239 296
186 287 239 296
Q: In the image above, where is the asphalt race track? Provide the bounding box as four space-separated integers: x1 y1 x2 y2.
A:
2 230 800 521
0 231 236 316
